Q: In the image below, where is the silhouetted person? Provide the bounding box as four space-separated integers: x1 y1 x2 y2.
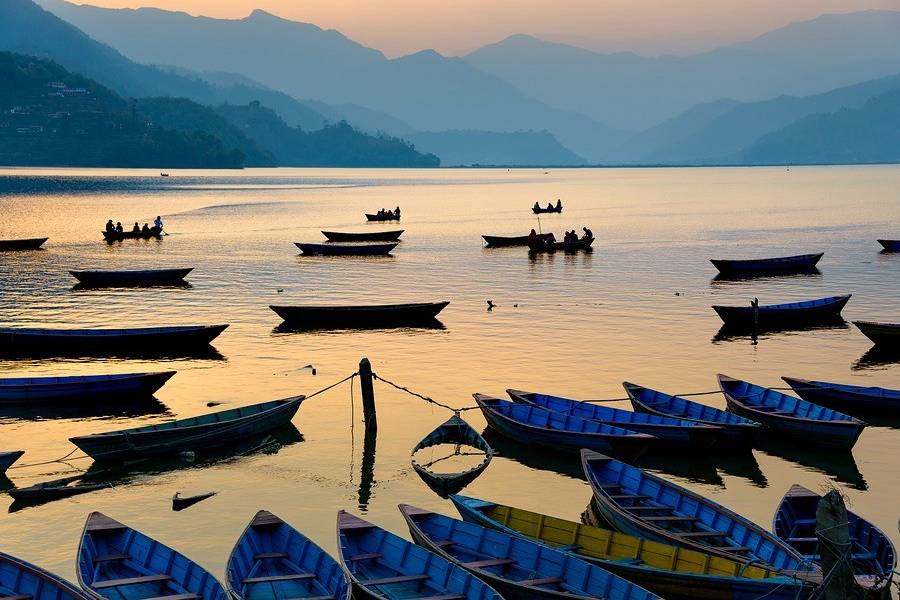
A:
105 219 114 233
546 202 553 210
528 228 537 244
115 222 123 233
141 223 150 234
556 199 562 210
582 227 593 240
533 201 540 211
154 215 163 230
394 206 401 218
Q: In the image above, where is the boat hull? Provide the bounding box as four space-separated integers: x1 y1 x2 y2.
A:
710 253 823 275
102 228 162 242
0 450 24 472
0 237 48 250
294 242 397 256
712 295 850 328
411 414 493 496
70 268 192 286
0 324 228 355
271 302 448 327
854 320 900 348
482 233 553 247
322 230 403 242
782 376 900 417
0 371 176 404
365 213 400 221
877 239 900 252
0 551 89 600
532 207 562 214
528 236 593 253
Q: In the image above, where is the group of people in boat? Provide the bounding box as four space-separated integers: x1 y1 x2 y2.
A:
528 226 592 246
105 216 164 236
376 207 401 218
534 199 563 211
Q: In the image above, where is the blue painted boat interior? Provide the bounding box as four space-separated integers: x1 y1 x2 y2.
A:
626 383 757 426
513 390 702 428
720 377 858 422
0 373 169 387
1 551 87 600
478 396 642 437
795 379 900 401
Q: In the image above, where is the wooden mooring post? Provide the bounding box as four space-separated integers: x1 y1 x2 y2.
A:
359 357 377 432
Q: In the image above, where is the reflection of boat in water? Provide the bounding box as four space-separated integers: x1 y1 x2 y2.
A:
711 450 768 487
480 428 585 481
273 319 446 334
636 448 724 487
853 346 900 370
712 319 848 342
711 268 822 283
755 437 867 490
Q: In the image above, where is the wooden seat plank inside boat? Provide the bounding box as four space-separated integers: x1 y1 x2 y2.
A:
92 574 171 589
358 574 429 586
143 594 201 600
519 576 563 586
252 552 288 560
348 553 382 561
243 573 315 584
93 553 130 563
0 595 33 600
463 558 516 568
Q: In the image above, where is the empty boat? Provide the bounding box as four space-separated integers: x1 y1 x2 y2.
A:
295 242 397 256
400 503 661 600
718 374 866 450
0 324 228 354
854 320 900 348
710 253 823 276
69 396 303 462
70 268 193 287
509 389 721 447
270 302 449 327
782 376 900 417
482 233 553 247
712 295 850 328
322 230 403 242
1 550 89 600
227 510 350 600
774 484 895 592
474 394 655 461
0 450 24 473
0 371 176 404
77 512 227 600
336 510 501 600
582 450 811 571
877 239 900 252
624 382 761 447
410 414 493 496
0 237 48 251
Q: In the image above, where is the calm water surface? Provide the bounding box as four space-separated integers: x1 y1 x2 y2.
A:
0 166 898 586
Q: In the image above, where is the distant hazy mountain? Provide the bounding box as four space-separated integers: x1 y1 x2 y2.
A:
36 0 624 162
736 89 900 165
407 130 586 166
466 11 900 130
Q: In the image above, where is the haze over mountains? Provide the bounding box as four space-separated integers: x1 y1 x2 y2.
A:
7 0 900 167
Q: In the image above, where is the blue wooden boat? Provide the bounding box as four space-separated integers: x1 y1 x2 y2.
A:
271 302 449 327
877 239 900 252
400 503 661 600
77 512 227 600
624 382 762 447
774 484 896 592
70 268 193 287
0 371 176 404
295 242 397 256
581 450 812 571
718 374 866 450
0 324 228 354
509 389 721 447
0 237 48 251
323 230 403 242
450 495 811 600
712 295 850 328
227 510 350 600
69 396 303 462
0 450 24 473
710 253 823 276
782 376 900 417
336 510 502 600
410 414 493 496
1 550 90 600
474 394 655 462
853 320 900 349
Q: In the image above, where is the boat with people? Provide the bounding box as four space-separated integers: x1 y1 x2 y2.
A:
528 229 594 253
336 510 502 600
853 320 900 348
295 242 398 256
365 207 401 221
102 227 162 242
712 295 851 328
69 396 303 462
0 237 48 251
0 371 176 404
710 253 823 276
227 510 350 600
400 503 662 600
77 512 228 600
482 233 554 247
718 374 866 450
270 301 449 327
450 494 812 600
0 324 228 354
782 376 900 417
69 268 193 287
532 199 563 214
322 230 403 242
1 550 90 600
411 414 493 495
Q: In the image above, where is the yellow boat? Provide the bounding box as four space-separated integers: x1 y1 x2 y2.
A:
450 495 814 600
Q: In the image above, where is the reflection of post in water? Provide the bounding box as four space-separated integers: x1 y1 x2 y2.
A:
357 358 377 509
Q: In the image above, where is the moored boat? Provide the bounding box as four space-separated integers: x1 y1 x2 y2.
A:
528 236 593 253
1 550 89 600
782 376 900 417
77 512 227 600
322 230 403 242
877 239 900 252
227 510 350 600
0 450 25 473
0 237 48 251
0 371 176 404
70 268 193 287
532 205 563 214
774 484 896 592
509 389 722 447
712 295 850 328
450 494 811 600
270 302 449 327
853 320 900 348
482 233 553 247
718 374 866 450
294 242 397 256
411 414 493 496
365 212 400 222
474 394 655 461
0 324 228 354
400 503 661 600
582 450 811 571
336 510 501 600
69 396 303 462
102 227 162 242
710 253 823 276
9 473 109 504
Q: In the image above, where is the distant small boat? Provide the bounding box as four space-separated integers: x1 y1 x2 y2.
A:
712 295 850 328
532 205 563 214
718 374 866 450
77 512 227 600
582 450 810 571
69 396 303 462
322 230 403 242
0 550 89 600
400 503 661 600
0 237 48 251
160 172 169 177
710 253 823 276
782 376 900 417
482 233 553 247
227 510 350 600
877 239 900 252
336 510 501 600
294 242 397 256
172 491 217 511
9 472 109 503
102 227 162 242
774 484 896 592
529 236 593 253
624 382 761 447
271 301 449 327
509 389 721 447
365 212 400 222
854 320 900 348
70 268 193 287
0 450 24 473
0 371 176 404
474 393 655 461
410 414 493 495
0 324 228 354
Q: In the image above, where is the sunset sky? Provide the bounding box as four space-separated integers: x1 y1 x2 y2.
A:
62 0 900 56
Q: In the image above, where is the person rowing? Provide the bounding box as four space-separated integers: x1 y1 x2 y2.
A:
115 222 123 233
154 215 163 231
105 219 114 233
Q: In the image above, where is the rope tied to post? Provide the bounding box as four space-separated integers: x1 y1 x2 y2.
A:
372 373 479 413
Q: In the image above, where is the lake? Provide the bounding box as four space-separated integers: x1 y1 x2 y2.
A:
0 165 898 585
